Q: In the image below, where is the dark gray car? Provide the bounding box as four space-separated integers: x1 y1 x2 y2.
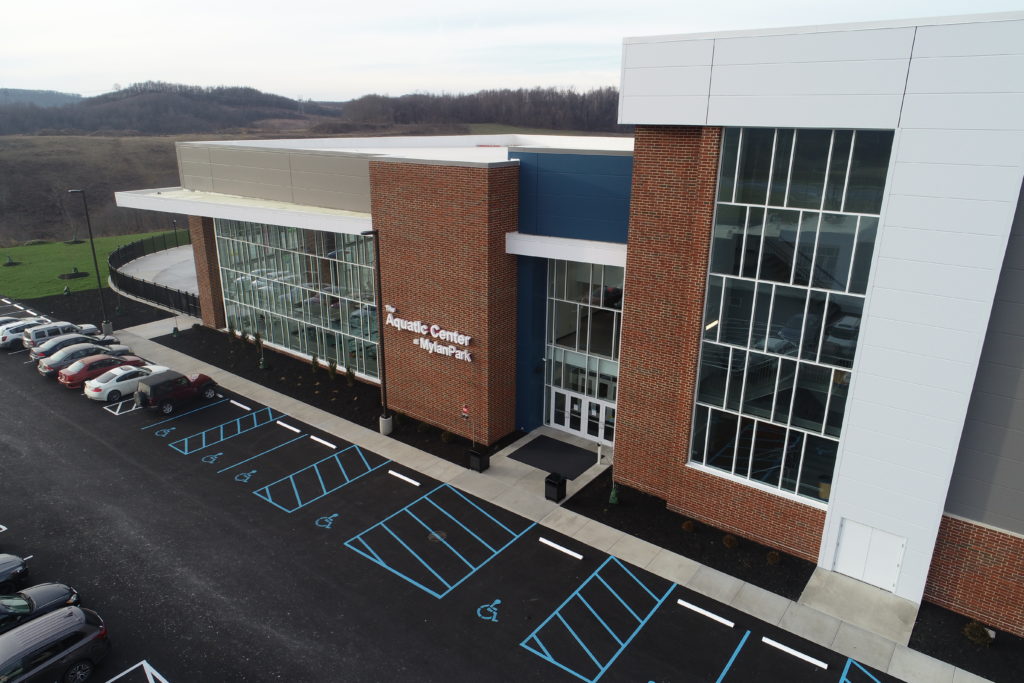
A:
0 606 109 682
0 556 28 594
0 584 80 636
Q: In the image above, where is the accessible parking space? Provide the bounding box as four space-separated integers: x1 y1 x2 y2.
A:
0 293 903 682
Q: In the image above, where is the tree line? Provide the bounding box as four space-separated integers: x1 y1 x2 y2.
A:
0 82 625 136
0 81 340 135
334 86 625 132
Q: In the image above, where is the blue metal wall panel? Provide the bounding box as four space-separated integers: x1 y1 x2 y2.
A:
515 255 547 433
515 152 632 244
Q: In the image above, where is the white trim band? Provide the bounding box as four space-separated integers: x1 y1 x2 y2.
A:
505 232 627 267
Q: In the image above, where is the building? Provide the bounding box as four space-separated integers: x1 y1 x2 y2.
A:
117 12 1024 637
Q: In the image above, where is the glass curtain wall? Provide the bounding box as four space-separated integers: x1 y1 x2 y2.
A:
692 127 893 502
215 219 379 378
545 260 624 444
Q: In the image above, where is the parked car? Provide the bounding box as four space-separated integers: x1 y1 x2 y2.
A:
83 364 168 403
0 318 48 349
58 355 146 390
0 556 28 594
0 317 23 329
28 334 119 362
20 322 78 349
135 370 217 415
0 606 109 682
0 584 80 636
37 345 132 378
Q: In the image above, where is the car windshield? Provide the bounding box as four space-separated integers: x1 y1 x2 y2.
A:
0 595 30 614
66 361 86 373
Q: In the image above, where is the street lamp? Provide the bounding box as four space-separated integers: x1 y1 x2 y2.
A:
67 189 112 335
360 228 392 435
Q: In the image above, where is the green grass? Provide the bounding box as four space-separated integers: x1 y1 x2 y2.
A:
0 230 180 299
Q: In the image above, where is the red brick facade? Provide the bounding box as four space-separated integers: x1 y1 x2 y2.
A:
368 161 519 446
925 515 1024 636
614 125 826 562
188 215 226 329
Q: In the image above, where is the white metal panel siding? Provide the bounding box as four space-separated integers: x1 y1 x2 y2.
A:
820 18 1024 603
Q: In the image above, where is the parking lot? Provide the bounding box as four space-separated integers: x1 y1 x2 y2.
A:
0 297 899 682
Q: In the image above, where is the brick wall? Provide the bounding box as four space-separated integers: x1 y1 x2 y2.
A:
368 161 518 446
615 125 825 561
925 515 1024 636
187 215 225 329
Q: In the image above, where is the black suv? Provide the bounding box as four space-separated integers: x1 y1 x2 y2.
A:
135 370 217 415
0 606 109 682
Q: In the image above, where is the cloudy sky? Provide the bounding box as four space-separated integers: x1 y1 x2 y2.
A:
3 0 1021 101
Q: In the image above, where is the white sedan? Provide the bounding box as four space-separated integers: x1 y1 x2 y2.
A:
83 364 169 402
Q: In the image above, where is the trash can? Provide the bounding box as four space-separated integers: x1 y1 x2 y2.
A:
467 450 489 473
545 472 566 502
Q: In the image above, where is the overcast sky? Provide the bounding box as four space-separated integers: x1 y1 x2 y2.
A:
3 1 1021 101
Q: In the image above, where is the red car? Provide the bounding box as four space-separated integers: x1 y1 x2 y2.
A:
58 354 146 389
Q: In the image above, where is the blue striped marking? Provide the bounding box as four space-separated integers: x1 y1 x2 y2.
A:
839 658 882 683
716 630 750 683
253 444 388 513
520 556 675 683
168 407 282 454
344 484 534 599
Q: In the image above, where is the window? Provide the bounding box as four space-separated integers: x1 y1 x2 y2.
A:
216 220 379 379
692 127 893 503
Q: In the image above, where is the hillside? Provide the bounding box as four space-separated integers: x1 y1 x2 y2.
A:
0 88 82 107
0 82 344 135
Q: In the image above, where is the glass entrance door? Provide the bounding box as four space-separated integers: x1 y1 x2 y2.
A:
550 388 615 445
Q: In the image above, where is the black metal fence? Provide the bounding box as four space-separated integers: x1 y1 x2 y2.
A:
107 231 200 318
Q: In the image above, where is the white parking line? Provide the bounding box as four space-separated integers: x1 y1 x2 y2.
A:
276 420 300 433
105 660 172 683
7 348 28 355
677 598 735 628
761 637 828 669
13 304 23 310
310 435 336 449
229 399 251 411
538 537 583 560
22 555 33 561
0 525 7 533
388 470 420 487
1 298 9 304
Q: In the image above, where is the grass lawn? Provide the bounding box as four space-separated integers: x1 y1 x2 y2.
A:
0 230 179 299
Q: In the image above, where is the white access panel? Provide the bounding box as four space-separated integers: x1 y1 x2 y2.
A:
834 519 906 592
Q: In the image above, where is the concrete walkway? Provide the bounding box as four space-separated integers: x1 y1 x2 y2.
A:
117 245 199 296
113 315 990 683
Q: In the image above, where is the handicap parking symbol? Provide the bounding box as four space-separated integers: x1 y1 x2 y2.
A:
315 513 338 529
201 452 223 464
476 599 501 623
154 427 176 438
234 469 256 483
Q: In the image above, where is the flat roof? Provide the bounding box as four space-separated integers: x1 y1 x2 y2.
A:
177 134 634 165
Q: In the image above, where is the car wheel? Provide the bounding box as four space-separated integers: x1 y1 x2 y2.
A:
63 660 94 683
107 390 121 403
160 400 174 415
201 384 216 400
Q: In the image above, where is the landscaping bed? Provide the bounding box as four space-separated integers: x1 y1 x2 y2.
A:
151 324 523 466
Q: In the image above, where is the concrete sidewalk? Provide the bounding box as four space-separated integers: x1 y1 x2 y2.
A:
116 316 990 683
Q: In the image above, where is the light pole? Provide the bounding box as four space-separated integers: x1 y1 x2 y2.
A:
360 229 391 435
67 189 112 335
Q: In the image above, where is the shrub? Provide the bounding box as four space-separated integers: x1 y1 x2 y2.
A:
766 550 781 565
326 358 338 382
681 520 696 533
963 620 994 646
310 353 319 375
722 534 739 549
440 430 453 444
345 366 355 387
416 421 431 433
253 331 263 353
